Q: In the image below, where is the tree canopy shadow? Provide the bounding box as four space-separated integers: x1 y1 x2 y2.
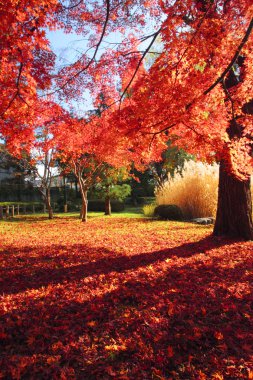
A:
0 239 252 379
0 235 235 295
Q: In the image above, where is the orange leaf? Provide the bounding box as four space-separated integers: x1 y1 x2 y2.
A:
167 346 174 358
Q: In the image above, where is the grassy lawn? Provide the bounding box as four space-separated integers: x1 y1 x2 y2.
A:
0 205 145 220
0 215 252 379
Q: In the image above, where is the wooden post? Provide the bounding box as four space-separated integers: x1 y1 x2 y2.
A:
32 205 35 214
0 206 3 220
6 205 9 218
17 204 20 215
23 205 26 215
64 204 68 213
11 205 15 217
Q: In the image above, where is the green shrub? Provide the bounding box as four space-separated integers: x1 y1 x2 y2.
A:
143 203 156 217
88 199 125 212
110 200 125 212
154 204 183 220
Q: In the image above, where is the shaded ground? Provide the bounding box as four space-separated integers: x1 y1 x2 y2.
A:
0 216 252 379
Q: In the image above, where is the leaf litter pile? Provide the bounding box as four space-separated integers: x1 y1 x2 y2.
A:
0 216 252 379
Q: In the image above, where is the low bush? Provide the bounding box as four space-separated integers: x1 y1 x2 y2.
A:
154 204 183 220
88 199 125 212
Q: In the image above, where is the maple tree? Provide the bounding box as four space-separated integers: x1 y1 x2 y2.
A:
52 106 158 221
0 0 61 150
24 142 56 220
12 100 68 219
52 116 121 222
2 3 253 379
50 0 253 239
96 1 253 240
1 0 252 239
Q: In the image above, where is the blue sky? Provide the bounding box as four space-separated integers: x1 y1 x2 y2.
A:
47 29 95 115
46 24 161 116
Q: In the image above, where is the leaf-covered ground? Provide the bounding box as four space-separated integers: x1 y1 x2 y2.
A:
0 216 252 379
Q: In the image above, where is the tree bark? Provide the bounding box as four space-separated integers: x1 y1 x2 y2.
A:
63 175 67 212
45 188 53 220
213 160 253 240
104 185 111 215
79 182 88 222
80 195 88 222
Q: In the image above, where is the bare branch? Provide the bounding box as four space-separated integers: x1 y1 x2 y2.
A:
221 79 235 120
61 0 83 10
56 0 110 91
120 28 161 102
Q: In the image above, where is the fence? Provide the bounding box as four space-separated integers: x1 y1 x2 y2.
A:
0 204 47 219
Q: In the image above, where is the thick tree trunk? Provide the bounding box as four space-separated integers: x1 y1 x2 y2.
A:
213 160 253 240
104 185 111 215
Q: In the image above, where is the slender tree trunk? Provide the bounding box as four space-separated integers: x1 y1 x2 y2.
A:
45 188 53 220
213 160 253 240
104 185 111 215
63 175 67 212
79 183 88 222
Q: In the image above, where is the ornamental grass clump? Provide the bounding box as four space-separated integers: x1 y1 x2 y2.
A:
156 160 219 220
143 203 157 217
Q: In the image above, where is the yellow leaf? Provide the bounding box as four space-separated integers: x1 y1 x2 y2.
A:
212 373 224 380
198 371 207 380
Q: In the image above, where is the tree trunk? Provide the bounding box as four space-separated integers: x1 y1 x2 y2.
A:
213 160 253 240
63 175 67 213
104 185 111 215
80 186 88 222
45 188 53 220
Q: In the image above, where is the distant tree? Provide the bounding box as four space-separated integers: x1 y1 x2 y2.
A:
21 130 57 220
150 142 193 190
0 144 28 201
91 166 131 215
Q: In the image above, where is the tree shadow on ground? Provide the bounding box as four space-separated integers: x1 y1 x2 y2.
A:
0 235 233 295
0 236 252 379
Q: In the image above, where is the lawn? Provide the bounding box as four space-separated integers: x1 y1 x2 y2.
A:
0 214 252 379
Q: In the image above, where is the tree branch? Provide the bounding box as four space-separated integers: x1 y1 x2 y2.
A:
204 17 253 95
0 62 23 117
120 28 161 102
57 0 110 91
61 0 83 10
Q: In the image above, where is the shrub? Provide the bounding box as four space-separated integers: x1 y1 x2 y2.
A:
156 160 219 219
154 204 183 220
143 203 156 217
88 199 125 212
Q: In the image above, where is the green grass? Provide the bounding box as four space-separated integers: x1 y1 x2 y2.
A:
0 206 145 222
0 201 42 206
